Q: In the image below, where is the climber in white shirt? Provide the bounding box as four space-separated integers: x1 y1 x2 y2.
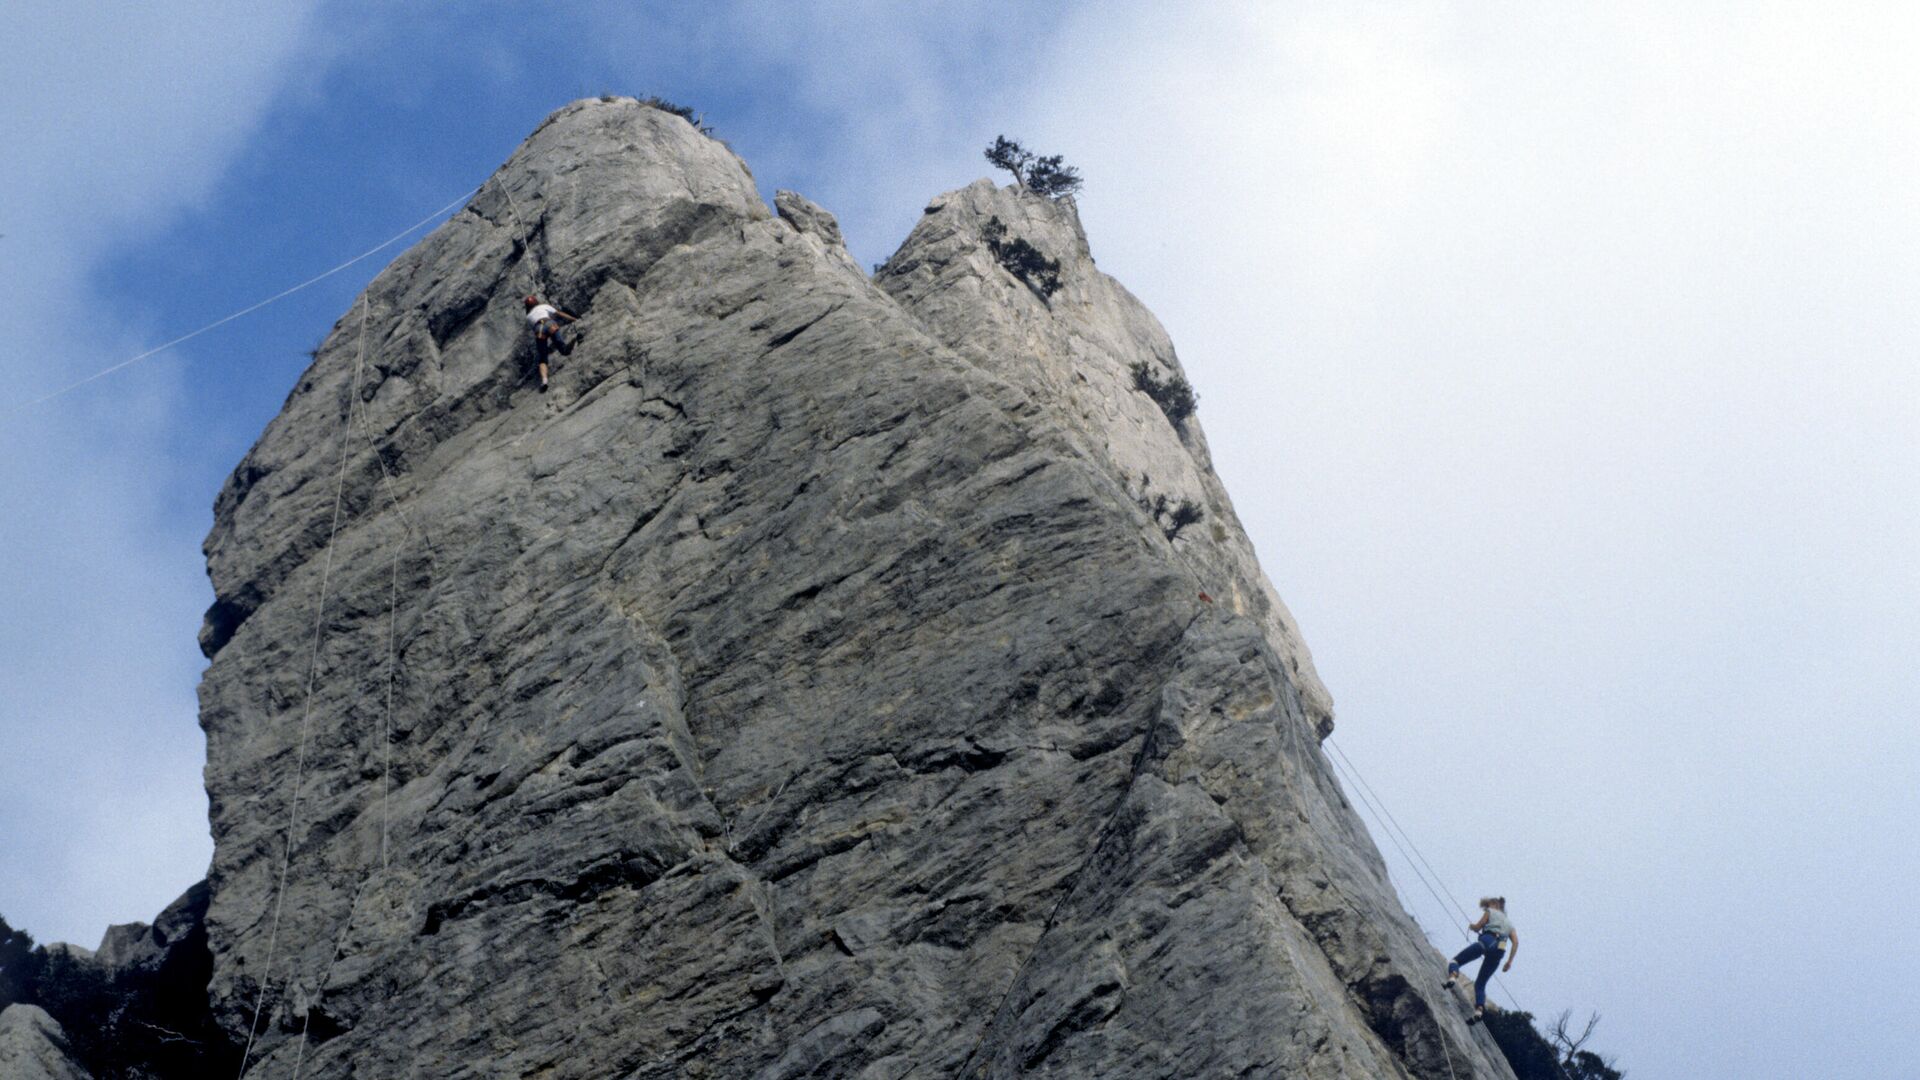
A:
523 294 577 392
1442 896 1518 1025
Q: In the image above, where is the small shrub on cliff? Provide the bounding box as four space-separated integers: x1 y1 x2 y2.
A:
1130 477 1206 541
1147 494 1205 540
639 95 714 135
985 136 1030 181
981 217 1062 299
1129 360 1197 428
1164 497 1204 538
1484 1009 1626 1080
1023 154 1083 199
984 136 1083 199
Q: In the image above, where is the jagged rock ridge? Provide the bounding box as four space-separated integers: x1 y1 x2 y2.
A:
192 98 1515 1078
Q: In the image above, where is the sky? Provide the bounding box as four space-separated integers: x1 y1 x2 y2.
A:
3 2 1915 1077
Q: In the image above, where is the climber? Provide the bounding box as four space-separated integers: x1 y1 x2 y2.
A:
523 294 577 392
1442 896 1517 1024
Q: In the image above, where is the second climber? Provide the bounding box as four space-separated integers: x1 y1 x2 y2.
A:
1443 895 1517 1025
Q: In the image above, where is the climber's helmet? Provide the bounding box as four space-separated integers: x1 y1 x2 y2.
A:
523 295 539 308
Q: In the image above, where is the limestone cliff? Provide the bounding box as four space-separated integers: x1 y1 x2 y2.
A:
195 98 1513 1078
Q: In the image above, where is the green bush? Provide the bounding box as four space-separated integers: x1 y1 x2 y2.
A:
980 217 1062 299
639 95 714 135
1484 1009 1626 1080
1023 154 1083 200
1154 494 1205 540
1129 361 1197 428
984 136 1083 199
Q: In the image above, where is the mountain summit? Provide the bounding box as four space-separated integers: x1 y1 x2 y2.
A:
190 97 1513 1078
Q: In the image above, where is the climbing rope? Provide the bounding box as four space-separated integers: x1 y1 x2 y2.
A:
1323 738 1523 1012
1323 737 1580 1080
496 176 531 236
334 300 430 880
379 499 398 878
1323 745 1468 960
9 186 479 417
33 162 536 1076
234 296 374 1080
488 172 552 299
1328 739 1478 932
1270 682 1449 1072
288 875 367 1080
284 300 429 1080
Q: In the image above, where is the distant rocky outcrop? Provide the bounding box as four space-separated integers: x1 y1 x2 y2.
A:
191 97 1515 1078
0 883 233 1079
0 1005 89 1080
93 881 210 977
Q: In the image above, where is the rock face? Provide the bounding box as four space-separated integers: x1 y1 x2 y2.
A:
196 98 1514 1078
94 880 211 975
0 1006 90 1080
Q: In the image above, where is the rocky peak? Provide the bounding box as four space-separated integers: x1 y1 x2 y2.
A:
880 176 1333 730
774 189 862 276
199 96 767 659
189 100 1509 1078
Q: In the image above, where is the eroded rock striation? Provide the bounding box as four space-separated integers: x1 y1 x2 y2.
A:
196 98 1514 1078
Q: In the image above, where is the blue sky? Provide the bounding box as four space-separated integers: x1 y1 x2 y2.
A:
5 3 1918 1078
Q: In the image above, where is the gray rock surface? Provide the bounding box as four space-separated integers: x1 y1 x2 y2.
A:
0 1005 91 1080
39 943 92 964
196 97 1514 1078
94 880 209 974
876 178 1333 732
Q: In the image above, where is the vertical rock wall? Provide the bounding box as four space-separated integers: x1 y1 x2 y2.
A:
195 98 1512 1079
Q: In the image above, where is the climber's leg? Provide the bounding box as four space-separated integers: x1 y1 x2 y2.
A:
533 334 553 391
1472 947 1503 1008
1448 941 1486 979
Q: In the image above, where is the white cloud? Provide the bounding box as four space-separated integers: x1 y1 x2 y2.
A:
0 0 328 944
5 6 1914 1073
999 2 1920 1075
551 7 1917 1068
